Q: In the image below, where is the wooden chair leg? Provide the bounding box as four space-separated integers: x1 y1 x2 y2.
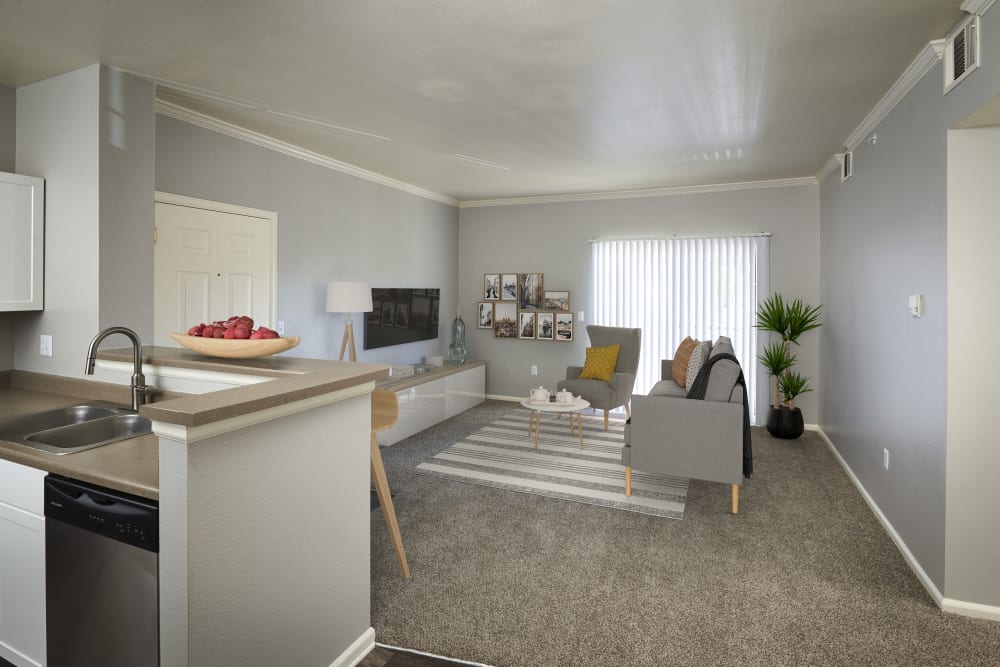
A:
731 484 739 514
625 466 632 496
603 409 609 431
370 432 411 579
624 402 630 418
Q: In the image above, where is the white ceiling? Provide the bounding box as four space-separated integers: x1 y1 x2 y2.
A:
0 0 964 203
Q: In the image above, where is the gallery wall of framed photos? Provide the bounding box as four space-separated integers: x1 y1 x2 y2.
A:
479 273 574 342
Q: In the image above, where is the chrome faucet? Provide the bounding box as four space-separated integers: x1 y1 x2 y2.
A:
85 326 146 411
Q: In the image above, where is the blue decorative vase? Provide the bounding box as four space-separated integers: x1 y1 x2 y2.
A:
448 307 467 364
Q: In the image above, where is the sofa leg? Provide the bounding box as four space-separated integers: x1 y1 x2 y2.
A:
603 409 609 431
625 466 632 496
731 484 739 514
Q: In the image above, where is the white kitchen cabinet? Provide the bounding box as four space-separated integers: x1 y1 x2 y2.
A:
0 172 45 311
0 458 46 667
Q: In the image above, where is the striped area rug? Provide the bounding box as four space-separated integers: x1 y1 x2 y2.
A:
414 409 688 519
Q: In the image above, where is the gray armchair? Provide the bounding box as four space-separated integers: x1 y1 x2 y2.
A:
557 325 641 431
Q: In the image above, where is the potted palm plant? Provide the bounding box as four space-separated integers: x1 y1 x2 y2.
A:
756 294 822 439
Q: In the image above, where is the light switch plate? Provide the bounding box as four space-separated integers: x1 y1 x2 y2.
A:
40 334 53 357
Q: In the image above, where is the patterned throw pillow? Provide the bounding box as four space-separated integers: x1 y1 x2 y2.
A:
579 344 622 383
685 340 711 388
671 336 697 386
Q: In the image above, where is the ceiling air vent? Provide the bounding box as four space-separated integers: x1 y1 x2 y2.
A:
840 150 853 182
945 15 980 93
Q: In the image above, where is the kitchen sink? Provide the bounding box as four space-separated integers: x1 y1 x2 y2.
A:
0 403 152 455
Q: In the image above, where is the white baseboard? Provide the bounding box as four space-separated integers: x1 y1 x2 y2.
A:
810 426 944 608
942 598 1000 622
331 627 375 667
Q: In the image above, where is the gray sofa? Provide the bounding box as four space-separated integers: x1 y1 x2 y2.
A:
622 336 747 513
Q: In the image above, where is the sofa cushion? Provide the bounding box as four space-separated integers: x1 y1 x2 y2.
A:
648 380 687 398
685 340 711 388
710 336 734 359
579 344 621 382
703 358 741 402
671 337 697 386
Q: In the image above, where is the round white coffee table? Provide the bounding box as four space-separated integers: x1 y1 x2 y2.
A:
520 397 591 449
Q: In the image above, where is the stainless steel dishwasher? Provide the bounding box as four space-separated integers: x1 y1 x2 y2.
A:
44 474 159 667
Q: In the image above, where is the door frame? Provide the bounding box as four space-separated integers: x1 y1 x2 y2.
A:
154 191 278 329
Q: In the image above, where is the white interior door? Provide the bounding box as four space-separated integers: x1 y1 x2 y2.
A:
154 194 276 346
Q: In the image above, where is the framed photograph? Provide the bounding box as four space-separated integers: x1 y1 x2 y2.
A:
493 302 518 338
543 290 570 311
380 302 396 326
477 301 494 329
518 311 536 339
395 303 410 328
536 312 554 341
367 302 382 326
519 272 543 309
484 273 500 300
500 273 518 301
555 311 574 341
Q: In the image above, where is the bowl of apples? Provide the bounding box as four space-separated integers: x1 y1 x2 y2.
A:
171 316 300 359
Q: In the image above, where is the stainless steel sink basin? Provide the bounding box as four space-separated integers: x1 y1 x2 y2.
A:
0 403 152 455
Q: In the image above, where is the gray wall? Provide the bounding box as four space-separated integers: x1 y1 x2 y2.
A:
14 65 102 377
99 68 156 340
12 65 155 378
819 6 1000 596
458 184 821 423
946 126 1000 607
155 116 459 365
0 84 14 370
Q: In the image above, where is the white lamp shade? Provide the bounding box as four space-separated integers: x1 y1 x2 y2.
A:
326 281 373 313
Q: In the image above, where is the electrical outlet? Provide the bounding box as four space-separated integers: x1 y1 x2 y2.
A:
883 448 890 471
277 320 285 335
530 365 538 375
504 366 511 375
39 335 53 357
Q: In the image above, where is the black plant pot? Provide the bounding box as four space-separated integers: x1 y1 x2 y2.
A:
766 406 804 439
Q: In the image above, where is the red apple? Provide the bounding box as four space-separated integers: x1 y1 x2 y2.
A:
213 327 226 338
201 325 215 338
223 326 237 339
249 328 265 340
187 323 205 336
233 326 251 339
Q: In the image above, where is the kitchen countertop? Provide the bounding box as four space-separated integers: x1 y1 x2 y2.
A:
0 351 389 500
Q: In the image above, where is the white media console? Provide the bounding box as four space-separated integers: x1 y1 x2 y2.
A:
374 361 485 445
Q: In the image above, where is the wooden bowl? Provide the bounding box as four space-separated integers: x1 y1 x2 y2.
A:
170 332 301 359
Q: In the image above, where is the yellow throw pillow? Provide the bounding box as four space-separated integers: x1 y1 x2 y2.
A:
579 344 622 383
671 337 697 386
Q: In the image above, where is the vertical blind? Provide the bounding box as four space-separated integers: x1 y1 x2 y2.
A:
592 236 769 423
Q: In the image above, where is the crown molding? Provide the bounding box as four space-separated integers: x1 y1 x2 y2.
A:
817 40 945 183
816 154 841 182
961 0 995 16
459 176 817 209
155 99 459 208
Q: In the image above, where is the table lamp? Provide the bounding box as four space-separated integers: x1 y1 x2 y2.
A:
326 281 373 362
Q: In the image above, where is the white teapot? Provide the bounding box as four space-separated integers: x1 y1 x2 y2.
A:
556 389 574 404
530 386 550 402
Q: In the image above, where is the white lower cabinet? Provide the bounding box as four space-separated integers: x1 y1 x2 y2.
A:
378 364 485 445
0 459 46 667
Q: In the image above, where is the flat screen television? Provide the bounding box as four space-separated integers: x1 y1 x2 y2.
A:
364 288 440 350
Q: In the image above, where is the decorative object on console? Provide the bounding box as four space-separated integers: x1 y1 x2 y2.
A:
755 294 822 440
326 281 373 362
448 307 467 364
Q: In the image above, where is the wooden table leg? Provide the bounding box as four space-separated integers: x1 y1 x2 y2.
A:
576 412 584 448
371 432 410 579
533 410 540 449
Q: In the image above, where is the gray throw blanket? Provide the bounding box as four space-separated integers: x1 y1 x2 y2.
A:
685 353 753 477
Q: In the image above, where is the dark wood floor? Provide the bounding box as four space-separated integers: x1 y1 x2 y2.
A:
359 644 477 667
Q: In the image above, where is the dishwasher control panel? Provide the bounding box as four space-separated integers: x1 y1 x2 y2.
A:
44 474 159 552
